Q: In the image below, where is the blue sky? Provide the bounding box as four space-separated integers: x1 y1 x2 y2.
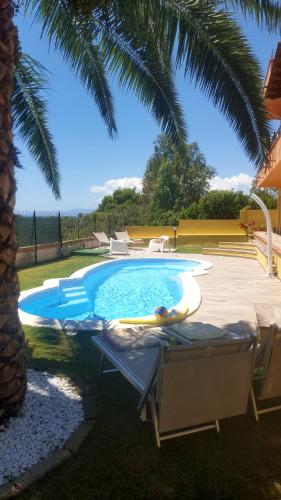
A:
14 9 280 212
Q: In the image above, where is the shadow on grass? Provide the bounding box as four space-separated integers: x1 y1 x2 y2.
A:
22 324 281 500
18 257 71 272
25 326 100 385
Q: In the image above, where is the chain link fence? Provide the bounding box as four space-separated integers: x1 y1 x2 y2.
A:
15 211 145 265
15 212 61 248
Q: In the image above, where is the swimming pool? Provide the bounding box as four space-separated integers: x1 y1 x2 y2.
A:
19 258 212 331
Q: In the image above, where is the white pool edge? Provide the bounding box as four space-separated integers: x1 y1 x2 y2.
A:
19 257 213 332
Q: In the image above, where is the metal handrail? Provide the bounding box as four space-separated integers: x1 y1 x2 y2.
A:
250 193 273 276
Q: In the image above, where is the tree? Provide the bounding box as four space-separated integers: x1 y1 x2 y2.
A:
97 188 143 212
96 187 148 225
185 202 202 220
143 135 215 218
1 0 281 421
198 190 249 219
249 183 278 209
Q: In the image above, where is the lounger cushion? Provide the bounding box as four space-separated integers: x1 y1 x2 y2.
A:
105 327 173 350
165 322 229 341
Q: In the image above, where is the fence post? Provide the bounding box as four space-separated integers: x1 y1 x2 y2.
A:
77 214 80 240
58 212 63 258
33 210 37 265
108 214 110 236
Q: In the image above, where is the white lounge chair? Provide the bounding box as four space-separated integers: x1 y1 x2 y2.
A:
91 333 256 447
115 231 144 248
148 235 170 253
93 232 110 247
110 238 128 255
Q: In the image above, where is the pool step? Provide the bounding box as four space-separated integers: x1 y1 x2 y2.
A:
218 241 255 250
59 297 89 306
61 285 86 292
62 288 87 299
202 247 257 259
59 280 88 304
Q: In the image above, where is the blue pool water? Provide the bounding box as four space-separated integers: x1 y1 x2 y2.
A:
21 258 201 321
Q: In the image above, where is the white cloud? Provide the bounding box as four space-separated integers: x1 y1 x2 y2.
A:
90 173 254 208
90 177 143 195
210 173 253 193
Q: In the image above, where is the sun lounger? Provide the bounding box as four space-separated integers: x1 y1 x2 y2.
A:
148 235 170 253
251 324 281 420
93 232 110 247
114 231 144 248
109 238 128 255
91 332 256 446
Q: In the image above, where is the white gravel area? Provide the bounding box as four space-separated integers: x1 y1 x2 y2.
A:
0 369 84 486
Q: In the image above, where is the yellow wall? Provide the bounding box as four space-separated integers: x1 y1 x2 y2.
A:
256 246 268 272
127 212 278 241
126 226 174 239
177 234 246 245
178 219 245 236
240 209 278 229
126 220 246 244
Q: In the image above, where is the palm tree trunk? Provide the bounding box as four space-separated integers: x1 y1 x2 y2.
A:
0 0 26 421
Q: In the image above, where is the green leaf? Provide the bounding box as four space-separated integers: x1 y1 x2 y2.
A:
161 0 271 166
224 0 281 32
13 53 61 199
102 28 187 149
25 0 117 138
24 0 272 165
24 0 187 147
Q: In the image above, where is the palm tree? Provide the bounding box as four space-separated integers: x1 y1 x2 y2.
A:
0 0 280 421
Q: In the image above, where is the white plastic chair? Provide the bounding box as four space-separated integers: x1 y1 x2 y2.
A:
110 238 129 255
148 235 170 253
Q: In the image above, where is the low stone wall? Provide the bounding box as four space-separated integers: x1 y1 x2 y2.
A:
16 237 98 268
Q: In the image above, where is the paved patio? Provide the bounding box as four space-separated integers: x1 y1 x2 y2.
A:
112 250 281 337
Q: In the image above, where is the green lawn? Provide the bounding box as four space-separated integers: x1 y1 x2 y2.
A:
19 255 107 291
17 256 281 500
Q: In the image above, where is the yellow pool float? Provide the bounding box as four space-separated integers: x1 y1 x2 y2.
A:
119 306 189 326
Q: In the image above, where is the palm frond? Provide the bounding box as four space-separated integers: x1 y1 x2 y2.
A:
13 53 61 198
25 0 117 138
24 0 272 165
160 0 271 166
25 0 187 147
223 0 281 32
99 4 187 148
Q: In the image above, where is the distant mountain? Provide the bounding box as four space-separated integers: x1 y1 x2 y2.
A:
15 208 93 217
60 208 93 216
